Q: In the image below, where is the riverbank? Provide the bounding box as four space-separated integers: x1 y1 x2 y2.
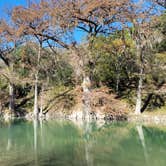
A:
128 114 166 124
0 86 165 123
2 110 166 125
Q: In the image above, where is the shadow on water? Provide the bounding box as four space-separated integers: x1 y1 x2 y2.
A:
0 119 166 166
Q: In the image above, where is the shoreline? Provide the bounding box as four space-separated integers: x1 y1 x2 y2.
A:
128 114 166 124
1 111 166 125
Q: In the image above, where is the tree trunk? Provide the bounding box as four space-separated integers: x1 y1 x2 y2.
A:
82 76 91 120
116 73 120 94
82 76 91 93
141 93 153 113
9 82 14 113
39 85 43 117
135 39 144 115
33 41 41 118
135 67 143 114
34 73 39 118
115 63 120 94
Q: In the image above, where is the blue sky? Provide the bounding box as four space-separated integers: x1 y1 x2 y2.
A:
0 0 86 43
0 0 27 18
0 0 165 44
0 0 165 19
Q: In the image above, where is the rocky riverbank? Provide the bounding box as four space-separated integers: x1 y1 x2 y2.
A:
128 114 166 124
2 110 166 126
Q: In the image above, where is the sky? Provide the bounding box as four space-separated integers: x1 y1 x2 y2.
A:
0 0 27 18
0 0 86 43
0 0 165 44
0 0 165 18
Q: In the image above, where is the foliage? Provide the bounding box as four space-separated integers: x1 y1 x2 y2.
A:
0 0 165 115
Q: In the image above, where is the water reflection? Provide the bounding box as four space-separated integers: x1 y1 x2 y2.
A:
40 119 44 148
1 120 166 165
33 119 38 152
136 125 149 166
83 120 94 166
33 119 38 166
6 122 12 151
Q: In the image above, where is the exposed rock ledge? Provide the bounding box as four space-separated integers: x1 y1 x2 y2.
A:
2 111 166 125
128 114 166 124
23 110 127 121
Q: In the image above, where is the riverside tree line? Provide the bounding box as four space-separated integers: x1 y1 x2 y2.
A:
0 0 165 119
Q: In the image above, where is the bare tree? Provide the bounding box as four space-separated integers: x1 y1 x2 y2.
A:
0 20 23 114
12 3 50 118
47 0 130 119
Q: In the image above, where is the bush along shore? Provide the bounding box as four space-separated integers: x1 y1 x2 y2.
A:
1 86 166 123
0 86 128 121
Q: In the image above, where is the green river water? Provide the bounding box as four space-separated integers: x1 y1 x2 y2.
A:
0 119 166 166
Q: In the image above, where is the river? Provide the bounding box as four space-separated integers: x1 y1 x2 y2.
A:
0 119 166 166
